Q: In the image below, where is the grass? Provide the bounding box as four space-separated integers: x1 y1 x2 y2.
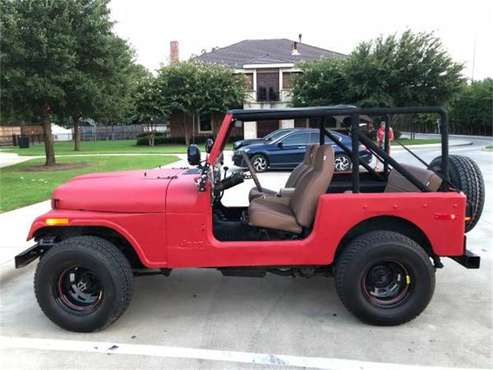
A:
1 140 234 156
392 138 441 146
485 144 493 151
1 140 189 156
0 155 178 212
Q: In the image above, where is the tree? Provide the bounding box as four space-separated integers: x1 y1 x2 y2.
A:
133 75 168 146
1 0 137 162
346 30 464 106
449 79 493 135
63 0 117 151
155 61 247 145
92 36 140 126
292 30 465 110
1 0 80 165
291 59 349 107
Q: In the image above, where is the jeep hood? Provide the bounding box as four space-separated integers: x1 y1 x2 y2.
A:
52 168 185 213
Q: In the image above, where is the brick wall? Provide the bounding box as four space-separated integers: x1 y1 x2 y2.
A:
168 112 243 143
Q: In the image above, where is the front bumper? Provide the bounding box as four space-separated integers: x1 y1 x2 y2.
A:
15 238 55 268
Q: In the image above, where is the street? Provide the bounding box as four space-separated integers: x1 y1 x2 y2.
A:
1 135 492 369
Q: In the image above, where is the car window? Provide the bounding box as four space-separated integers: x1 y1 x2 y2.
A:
266 129 290 141
308 131 343 145
281 132 311 146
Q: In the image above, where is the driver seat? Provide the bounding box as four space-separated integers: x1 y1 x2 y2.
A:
248 144 319 201
248 145 335 233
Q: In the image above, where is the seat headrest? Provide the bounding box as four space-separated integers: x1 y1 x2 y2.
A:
304 144 319 165
313 144 334 170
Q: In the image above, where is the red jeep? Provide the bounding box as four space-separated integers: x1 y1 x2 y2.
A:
16 106 484 332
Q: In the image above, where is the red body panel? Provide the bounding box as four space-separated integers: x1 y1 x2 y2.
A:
29 169 466 268
28 210 167 267
165 176 466 268
52 168 182 213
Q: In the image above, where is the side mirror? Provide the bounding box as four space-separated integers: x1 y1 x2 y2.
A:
187 144 201 166
205 138 214 153
277 142 283 148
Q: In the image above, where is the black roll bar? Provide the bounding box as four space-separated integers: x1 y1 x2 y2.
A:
230 106 449 193
322 126 384 181
351 113 360 193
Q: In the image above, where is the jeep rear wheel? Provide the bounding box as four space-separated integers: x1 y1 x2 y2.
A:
430 155 485 232
335 231 435 326
34 236 134 332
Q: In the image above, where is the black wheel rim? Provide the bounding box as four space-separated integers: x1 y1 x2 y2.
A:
361 260 412 308
56 266 103 313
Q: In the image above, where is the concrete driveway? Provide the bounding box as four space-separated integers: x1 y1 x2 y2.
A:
0 137 492 369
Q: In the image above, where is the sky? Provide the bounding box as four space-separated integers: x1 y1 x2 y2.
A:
109 0 492 80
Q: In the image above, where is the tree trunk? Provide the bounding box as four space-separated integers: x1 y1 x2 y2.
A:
42 105 55 166
183 113 191 146
148 123 155 147
73 115 81 151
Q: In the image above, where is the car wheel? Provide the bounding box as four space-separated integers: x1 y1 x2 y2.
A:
251 154 268 172
335 153 352 172
335 231 435 326
34 236 134 332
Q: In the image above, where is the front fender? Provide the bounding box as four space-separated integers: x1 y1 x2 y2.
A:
27 209 167 268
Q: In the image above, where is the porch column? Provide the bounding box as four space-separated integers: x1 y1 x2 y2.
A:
280 119 294 129
244 121 257 139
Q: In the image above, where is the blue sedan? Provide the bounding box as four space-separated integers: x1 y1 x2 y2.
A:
232 128 372 172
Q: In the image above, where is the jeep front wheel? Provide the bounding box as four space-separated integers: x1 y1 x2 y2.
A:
34 236 134 332
335 231 435 326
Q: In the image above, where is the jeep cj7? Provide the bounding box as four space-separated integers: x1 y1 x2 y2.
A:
16 105 484 332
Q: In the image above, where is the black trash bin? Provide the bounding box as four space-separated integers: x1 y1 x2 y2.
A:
18 136 30 148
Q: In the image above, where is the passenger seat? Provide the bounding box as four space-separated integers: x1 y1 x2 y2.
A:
248 145 335 233
385 164 443 192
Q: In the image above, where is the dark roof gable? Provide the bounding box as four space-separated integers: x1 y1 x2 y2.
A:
196 39 346 68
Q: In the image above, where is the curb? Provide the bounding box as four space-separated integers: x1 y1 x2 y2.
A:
392 141 473 150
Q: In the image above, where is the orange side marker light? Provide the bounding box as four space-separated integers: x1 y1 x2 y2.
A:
45 218 69 226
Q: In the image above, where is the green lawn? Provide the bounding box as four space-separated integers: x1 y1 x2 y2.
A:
392 138 441 146
0 155 178 212
485 144 493 151
1 139 234 156
1 140 189 156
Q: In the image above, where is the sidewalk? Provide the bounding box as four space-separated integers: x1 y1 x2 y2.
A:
0 200 50 269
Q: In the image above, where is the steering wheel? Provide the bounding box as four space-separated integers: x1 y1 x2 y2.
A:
240 151 262 191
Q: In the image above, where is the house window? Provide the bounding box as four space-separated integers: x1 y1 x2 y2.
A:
256 70 279 102
282 72 301 90
199 113 212 133
245 73 254 90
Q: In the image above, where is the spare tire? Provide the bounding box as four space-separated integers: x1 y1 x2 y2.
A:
429 155 485 232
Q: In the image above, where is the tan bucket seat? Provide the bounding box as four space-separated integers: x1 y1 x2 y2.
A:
248 144 319 201
248 145 335 233
385 163 443 192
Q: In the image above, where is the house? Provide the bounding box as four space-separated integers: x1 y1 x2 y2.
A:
168 38 346 141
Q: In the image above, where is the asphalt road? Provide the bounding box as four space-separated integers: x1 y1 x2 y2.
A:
1 135 492 369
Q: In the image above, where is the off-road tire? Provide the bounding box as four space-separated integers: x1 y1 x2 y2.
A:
335 231 435 326
430 155 485 232
251 154 269 172
34 236 134 332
